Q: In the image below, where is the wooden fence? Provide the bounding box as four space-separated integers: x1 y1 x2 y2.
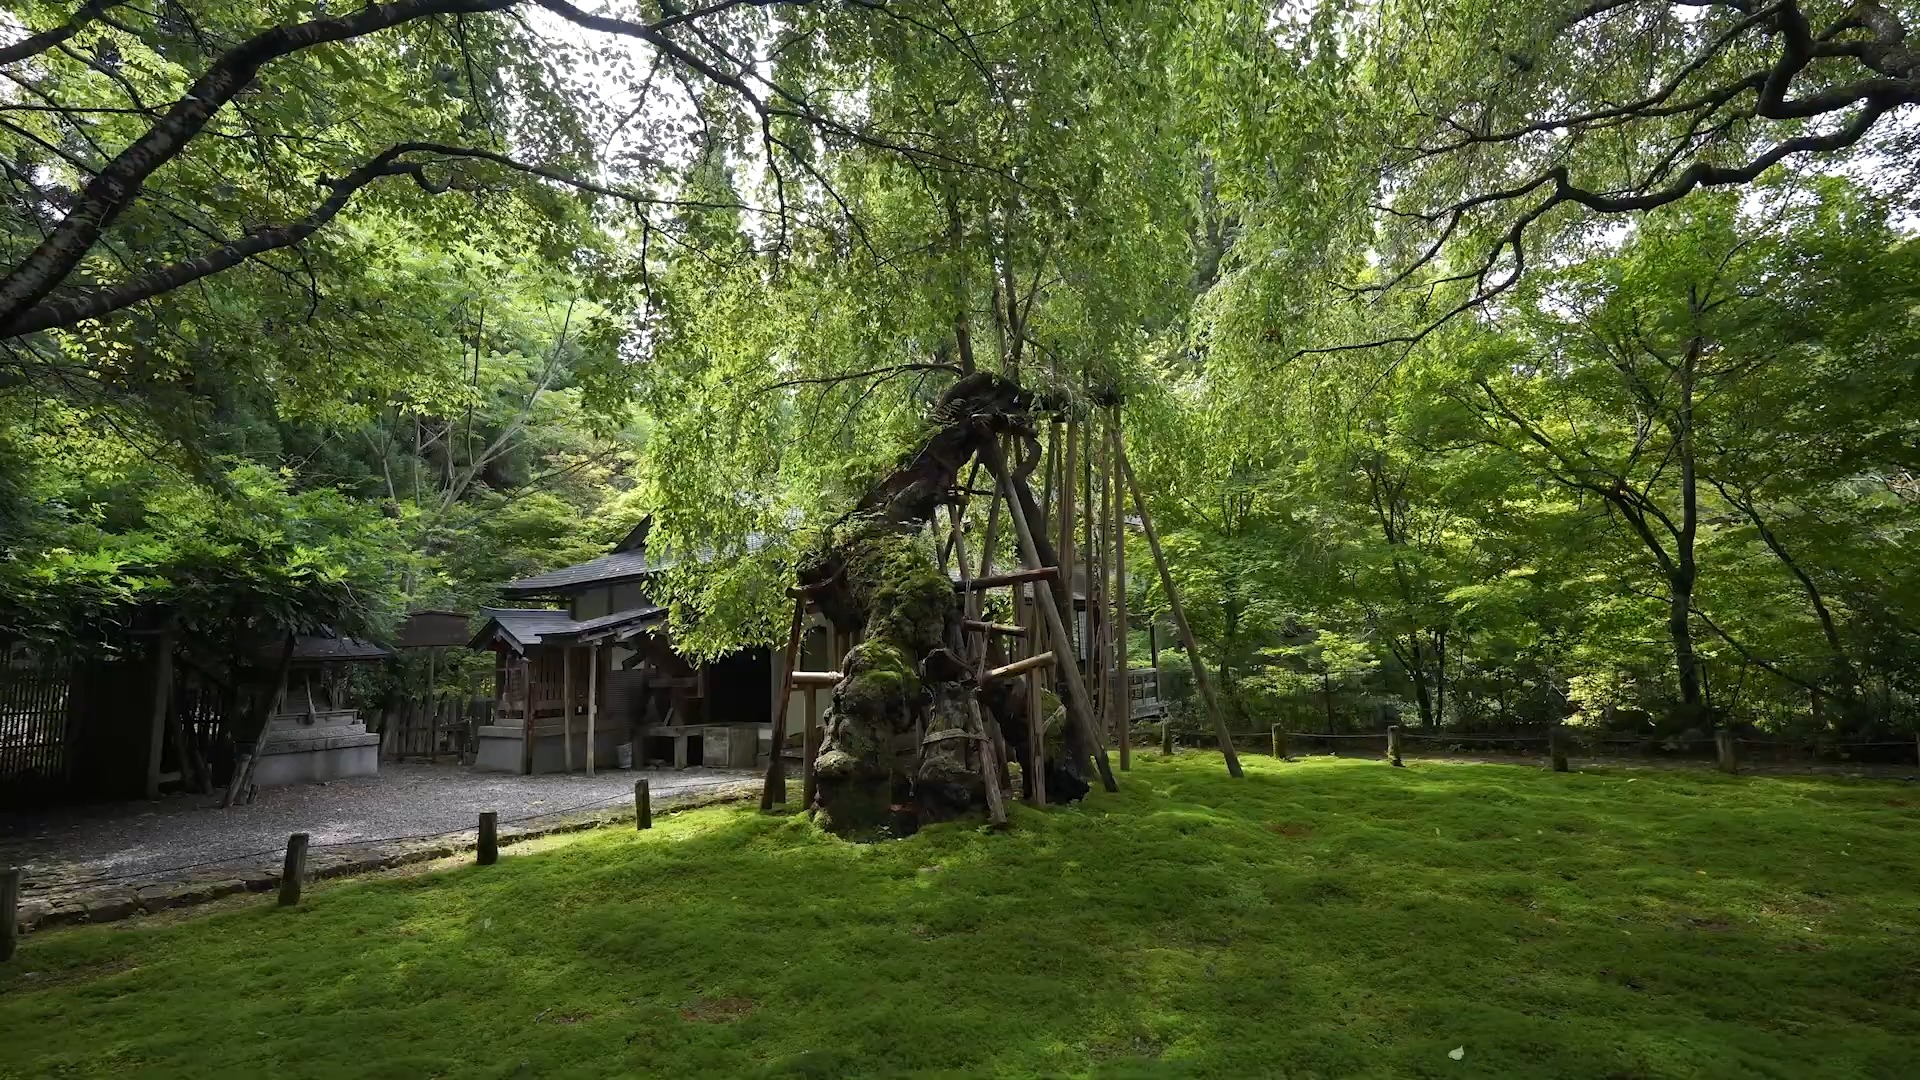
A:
382 695 493 763
0 657 74 806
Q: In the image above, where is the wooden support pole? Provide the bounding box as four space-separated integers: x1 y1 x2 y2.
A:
1161 719 1173 755
963 618 1028 637
586 643 599 777
1059 413 1078 659
144 625 174 799
477 811 499 864
1387 724 1404 768
1025 584 1047 808
562 645 573 774
277 833 309 907
802 680 820 809
953 567 1059 591
790 670 843 687
985 651 1056 683
1117 449 1244 778
1111 414 1131 772
1715 729 1737 774
761 596 807 810
983 442 1117 792
1 867 19 963
635 779 652 829
1550 724 1569 772
1272 724 1288 760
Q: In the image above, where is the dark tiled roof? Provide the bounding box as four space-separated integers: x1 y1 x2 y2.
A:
282 634 391 664
470 606 667 652
499 550 663 597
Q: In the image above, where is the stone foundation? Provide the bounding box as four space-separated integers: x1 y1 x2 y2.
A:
254 709 380 786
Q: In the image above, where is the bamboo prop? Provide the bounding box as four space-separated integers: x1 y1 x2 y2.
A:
1058 413 1078 660
982 441 1118 792
954 567 1058 591
1082 416 1097 721
963 618 1028 637
760 595 808 809
985 651 1057 683
1110 411 1132 771
1023 582 1048 807
1117 447 1244 778
950 491 1010 828
1041 419 1061 537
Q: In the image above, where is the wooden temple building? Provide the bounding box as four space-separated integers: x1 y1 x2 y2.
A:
469 521 835 774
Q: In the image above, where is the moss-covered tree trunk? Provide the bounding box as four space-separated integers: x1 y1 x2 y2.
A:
799 373 1077 836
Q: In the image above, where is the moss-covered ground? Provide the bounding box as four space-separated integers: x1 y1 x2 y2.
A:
4 754 1917 1078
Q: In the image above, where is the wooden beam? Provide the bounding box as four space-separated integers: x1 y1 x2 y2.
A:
982 441 1117 793
962 618 1027 637
760 595 806 810
985 651 1056 683
790 670 844 687
1118 448 1243 778
953 566 1058 591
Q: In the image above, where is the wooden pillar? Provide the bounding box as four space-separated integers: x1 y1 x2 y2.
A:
1161 719 1173 755
1387 724 1404 768
518 654 534 776
982 441 1117 792
1116 448 1244 778
761 596 806 810
426 647 440 764
635 779 652 829
586 643 600 777
1111 415 1131 771
562 645 574 774
144 626 175 799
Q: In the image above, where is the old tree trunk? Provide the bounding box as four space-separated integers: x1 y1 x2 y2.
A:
798 373 1087 837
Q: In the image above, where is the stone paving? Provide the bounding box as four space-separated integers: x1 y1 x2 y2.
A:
1 762 759 933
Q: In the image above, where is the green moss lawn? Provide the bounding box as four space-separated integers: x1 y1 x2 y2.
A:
4 755 1918 1078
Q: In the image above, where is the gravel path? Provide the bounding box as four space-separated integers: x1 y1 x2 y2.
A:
0 762 756 888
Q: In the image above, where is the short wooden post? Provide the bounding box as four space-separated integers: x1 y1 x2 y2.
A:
1549 724 1569 772
1387 724 1404 767
1 867 20 962
1715 729 1737 774
1161 719 1174 755
477 811 499 865
1271 724 1288 760
634 780 652 830
277 833 309 907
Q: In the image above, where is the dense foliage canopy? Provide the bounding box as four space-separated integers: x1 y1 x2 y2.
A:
2 0 1914 736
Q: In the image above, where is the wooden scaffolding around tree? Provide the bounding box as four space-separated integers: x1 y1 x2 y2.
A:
758 377 1242 834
